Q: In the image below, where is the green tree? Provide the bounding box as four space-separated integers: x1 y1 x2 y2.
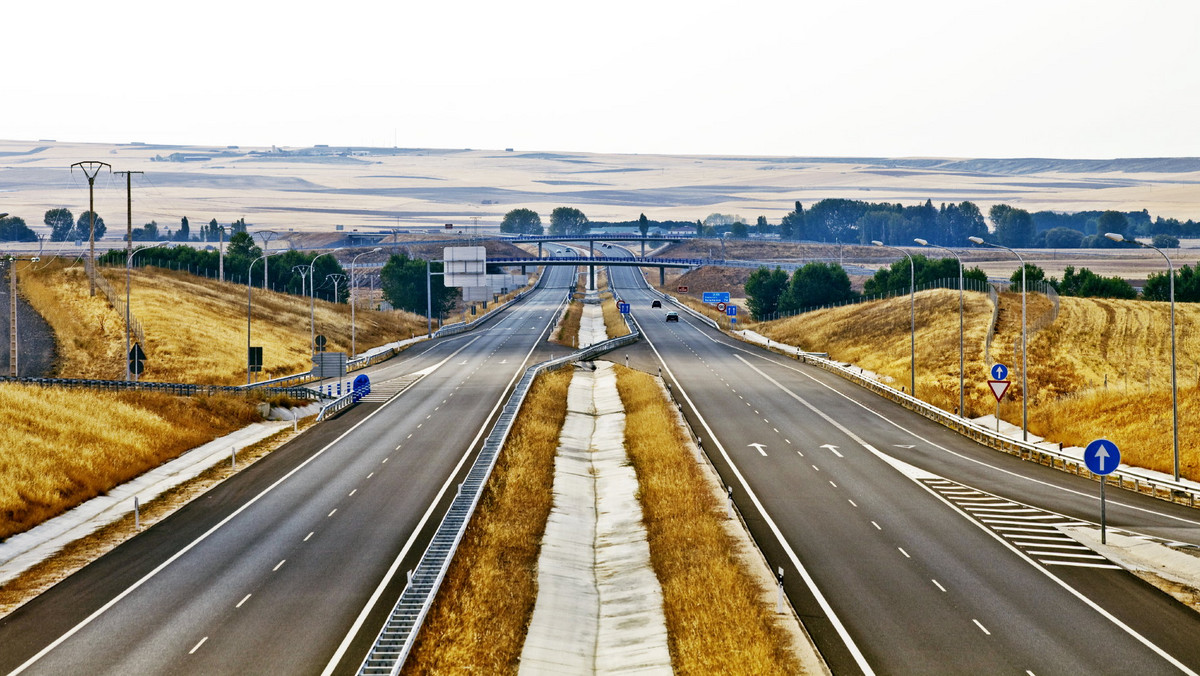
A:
500 208 543 235
45 208 75 242
694 219 703 237
1043 227 1084 248
75 211 106 241
178 216 190 242
1009 263 1049 289
638 213 649 238
549 207 588 236
744 266 789 319
1151 233 1180 249
864 254 987 295
730 221 749 238
780 262 856 312
1097 210 1129 238
1058 266 1136 299
380 251 459 315
132 221 160 241
1144 264 1200 303
990 204 1035 248
779 201 805 240
0 216 37 242
755 216 768 236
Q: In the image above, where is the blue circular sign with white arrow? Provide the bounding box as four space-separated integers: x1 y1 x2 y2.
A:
990 363 1009 381
1083 439 1121 476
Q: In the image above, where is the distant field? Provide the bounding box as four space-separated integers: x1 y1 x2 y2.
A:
20 258 426 384
3 140 1200 240
757 291 1200 480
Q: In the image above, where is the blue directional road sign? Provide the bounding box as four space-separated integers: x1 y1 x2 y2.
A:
726 305 738 316
618 302 630 314
703 292 731 304
1083 439 1121 476
990 363 1009 381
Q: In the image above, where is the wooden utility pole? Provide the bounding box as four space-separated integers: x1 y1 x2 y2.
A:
71 161 112 296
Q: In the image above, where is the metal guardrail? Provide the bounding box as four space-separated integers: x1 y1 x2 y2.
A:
433 270 548 338
0 375 321 400
356 307 640 675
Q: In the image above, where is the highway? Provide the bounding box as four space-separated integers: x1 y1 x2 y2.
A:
0 259 578 675
605 249 1200 675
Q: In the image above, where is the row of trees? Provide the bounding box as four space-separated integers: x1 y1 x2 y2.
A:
745 256 1200 321
98 233 350 302
0 209 251 243
98 236 463 315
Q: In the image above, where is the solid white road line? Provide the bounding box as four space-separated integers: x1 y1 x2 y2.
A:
629 314 876 676
321 286 568 676
973 619 991 635
236 594 251 609
273 560 286 571
189 637 207 655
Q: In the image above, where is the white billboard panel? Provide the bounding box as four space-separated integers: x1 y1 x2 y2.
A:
444 246 487 287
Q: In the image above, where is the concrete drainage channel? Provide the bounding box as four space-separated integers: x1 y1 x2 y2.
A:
356 302 641 675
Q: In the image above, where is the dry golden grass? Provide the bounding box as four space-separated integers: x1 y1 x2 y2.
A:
21 258 426 384
0 415 312 617
762 289 995 416
0 383 264 540
403 367 574 675
758 290 1200 481
615 365 801 675
554 300 583 347
600 294 631 339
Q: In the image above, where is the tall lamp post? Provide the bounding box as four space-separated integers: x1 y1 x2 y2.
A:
915 238 965 417
247 251 283 384
309 249 342 354
969 236 1028 441
351 247 382 358
1107 232 1179 481
254 231 279 289
126 243 166 381
872 241 916 397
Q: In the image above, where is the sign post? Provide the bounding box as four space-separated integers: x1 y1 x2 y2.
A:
987 363 1010 433
1083 438 1121 544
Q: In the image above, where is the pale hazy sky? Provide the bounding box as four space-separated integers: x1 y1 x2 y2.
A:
8 0 1199 158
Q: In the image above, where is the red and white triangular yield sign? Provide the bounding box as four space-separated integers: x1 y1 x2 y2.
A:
988 379 1010 402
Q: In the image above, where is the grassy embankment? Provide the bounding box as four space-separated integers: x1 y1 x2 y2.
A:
405 363 799 673
615 364 801 674
759 290 1200 480
553 269 585 347
21 258 427 383
0 386 265 540
597 269 631 338
1 258 421 540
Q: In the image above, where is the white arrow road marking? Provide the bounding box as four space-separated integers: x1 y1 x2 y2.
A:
748 443 768 456
821 444 844 458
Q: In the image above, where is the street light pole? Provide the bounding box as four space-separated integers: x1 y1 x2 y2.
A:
254 231 279 290
248 251 283 384
126 244 164 381
351 247 382 358
1107 232 1179 481
873 241 916 397
970 236 1028 441
309 249 342 354
916 238 965 417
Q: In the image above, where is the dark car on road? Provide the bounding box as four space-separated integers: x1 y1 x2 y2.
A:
665 311 679 322
651 299 662 308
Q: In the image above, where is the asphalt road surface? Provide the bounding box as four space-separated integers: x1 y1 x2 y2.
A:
606 249 1200 676
0 261 577 675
